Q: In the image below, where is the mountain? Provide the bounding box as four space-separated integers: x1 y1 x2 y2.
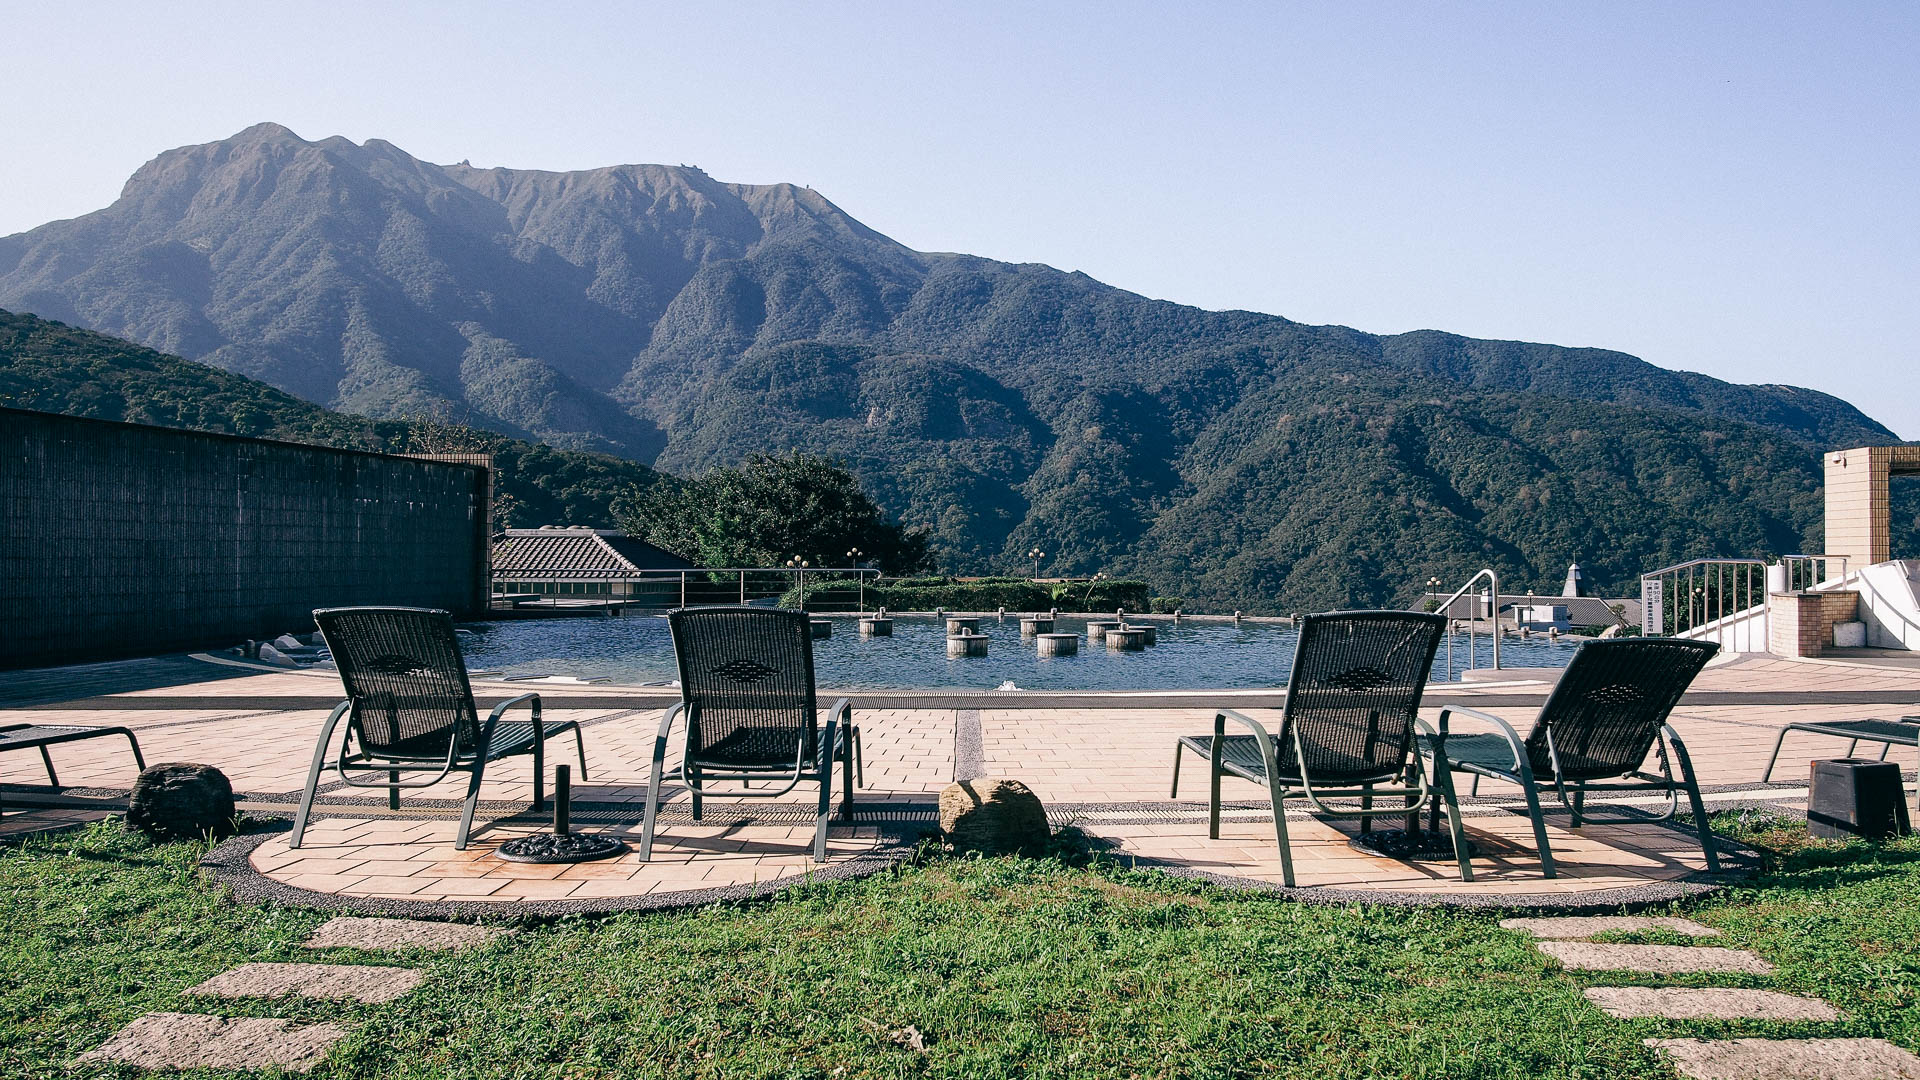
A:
0 309 671 529
1 124 1906 610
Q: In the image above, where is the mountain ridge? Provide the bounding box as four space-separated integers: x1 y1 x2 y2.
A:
0 124 1905 608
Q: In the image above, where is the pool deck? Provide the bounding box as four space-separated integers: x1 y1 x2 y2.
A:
4 651 1916 916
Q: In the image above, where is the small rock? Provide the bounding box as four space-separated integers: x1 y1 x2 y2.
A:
257 644 300 668
939 778 1049 856
127 763 236 841
273 634 305 650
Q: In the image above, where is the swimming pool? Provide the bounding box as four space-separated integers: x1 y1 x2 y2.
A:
456 614 1580 691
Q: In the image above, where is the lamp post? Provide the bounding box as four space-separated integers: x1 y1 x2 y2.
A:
785 555 810 611
846 548 865 612
1426 576 1442 615
1027 547 1045 580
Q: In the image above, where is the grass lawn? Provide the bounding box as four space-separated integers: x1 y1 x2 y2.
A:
2 812 1916 1079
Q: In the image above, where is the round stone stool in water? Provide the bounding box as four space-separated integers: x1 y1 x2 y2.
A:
1035 633 1078 656
947 633 989 656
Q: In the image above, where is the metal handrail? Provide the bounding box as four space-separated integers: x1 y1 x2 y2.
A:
1435 568 1500 680
491 566 883 611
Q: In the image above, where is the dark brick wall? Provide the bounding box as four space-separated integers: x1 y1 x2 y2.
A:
1 408 488 669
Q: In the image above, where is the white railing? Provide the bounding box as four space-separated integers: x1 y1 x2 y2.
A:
1638 555 1850 653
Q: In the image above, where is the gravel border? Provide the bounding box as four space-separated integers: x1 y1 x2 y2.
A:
199 819 934 925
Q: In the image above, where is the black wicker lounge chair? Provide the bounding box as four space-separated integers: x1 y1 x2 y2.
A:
639 607 863 863
1169 610 1458 887
1761 716 1918 782
1423 638 1720 878
290 606 587 850
0 723 146 817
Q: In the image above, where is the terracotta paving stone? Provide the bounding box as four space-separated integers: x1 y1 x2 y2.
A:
78 1013 345 1073
1647 1037 1920 1079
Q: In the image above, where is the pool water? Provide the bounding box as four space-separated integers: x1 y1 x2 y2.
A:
456 615 1579 691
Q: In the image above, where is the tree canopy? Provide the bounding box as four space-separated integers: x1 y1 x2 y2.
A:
616 451 929 573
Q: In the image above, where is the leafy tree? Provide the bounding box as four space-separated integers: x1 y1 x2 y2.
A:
617 451 929 573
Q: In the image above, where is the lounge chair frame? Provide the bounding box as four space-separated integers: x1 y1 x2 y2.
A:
291 606 586 850
0 723 146 817
640 607 863 863
1424 638 1722 878
1169 610 1460 887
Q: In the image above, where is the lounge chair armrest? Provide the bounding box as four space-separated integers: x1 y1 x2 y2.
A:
656 702 685 739
1432 705 1530 771
486 692 541 724
827 697 852 727
476 692 541 750
1215 708 1273 744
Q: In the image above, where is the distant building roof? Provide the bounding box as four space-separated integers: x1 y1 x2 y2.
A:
491 527 696 579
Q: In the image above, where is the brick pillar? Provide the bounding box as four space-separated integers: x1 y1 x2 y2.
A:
1767 590 1860 657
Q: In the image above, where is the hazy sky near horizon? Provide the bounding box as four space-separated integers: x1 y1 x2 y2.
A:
5 2 1916 436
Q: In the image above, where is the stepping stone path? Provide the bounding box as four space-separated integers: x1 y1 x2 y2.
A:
1535 941 1775 975
1585 987 1838 1022
79 1013 346 1073
1513 915 1920 1079
1646 1037 1920 1079
189 962 425 1003
305 915 507 951
1499 915 1719 939
79 918 492 1072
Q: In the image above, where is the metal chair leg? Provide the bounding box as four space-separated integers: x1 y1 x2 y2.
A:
1268 781 1296 888
1761 725 1793 783
1665 727 1720 873
1428 757 1473 883
38 746 59 787
813 722 836 862
638 738 670 862
573 725 589 780
290 703 350 850
841 733 856 821
455 760 488 851
533 738 545 810
1169 740 1185 798
388 771 400 811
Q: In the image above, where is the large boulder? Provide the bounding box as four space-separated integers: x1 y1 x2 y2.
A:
127 763 236 841
938 778 1050 856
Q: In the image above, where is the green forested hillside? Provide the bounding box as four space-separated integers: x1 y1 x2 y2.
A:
0 310 671 528
1 124 1910 609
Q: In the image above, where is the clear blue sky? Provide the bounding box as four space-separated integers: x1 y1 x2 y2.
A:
5 1 1916 436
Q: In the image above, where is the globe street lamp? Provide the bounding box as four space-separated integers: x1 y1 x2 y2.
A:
846 548 866 611
1026 547 1045 579
1426 576 1442 614
785 555 810 611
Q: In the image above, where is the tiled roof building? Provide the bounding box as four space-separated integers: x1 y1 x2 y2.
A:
491 527 695 599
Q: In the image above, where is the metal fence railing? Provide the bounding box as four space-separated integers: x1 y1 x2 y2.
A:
491 567 883 612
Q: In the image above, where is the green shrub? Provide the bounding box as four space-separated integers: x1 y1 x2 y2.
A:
1149 596 1184 613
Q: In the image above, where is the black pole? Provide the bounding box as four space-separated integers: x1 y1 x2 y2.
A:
554 764 570 835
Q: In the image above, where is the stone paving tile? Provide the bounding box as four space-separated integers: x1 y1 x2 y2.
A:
78 1012 346 1073
1501 916 1721 939
187 962 425 1003
1537 941 1774 975
1647 1037 1920 1079
305 916 508 951
1586 987 1839 1021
